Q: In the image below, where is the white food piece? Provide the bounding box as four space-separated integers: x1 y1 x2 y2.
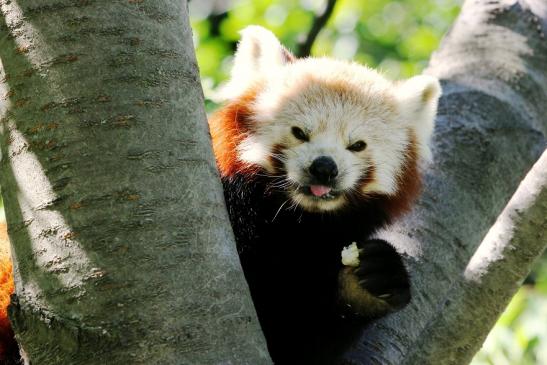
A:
341 242 360 267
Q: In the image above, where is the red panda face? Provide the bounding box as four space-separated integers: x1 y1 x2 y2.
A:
212 26 441 213
237 71 406 212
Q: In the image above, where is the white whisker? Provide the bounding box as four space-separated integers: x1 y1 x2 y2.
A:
271 198 291 222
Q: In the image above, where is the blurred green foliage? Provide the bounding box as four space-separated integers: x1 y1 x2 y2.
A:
190 0 460 110
190 1 547 364
471 256 547 365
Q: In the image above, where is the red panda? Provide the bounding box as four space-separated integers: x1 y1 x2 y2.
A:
209 26 440 363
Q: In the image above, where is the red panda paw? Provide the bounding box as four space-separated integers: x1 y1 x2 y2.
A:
338 239 410 319
354 239 411 309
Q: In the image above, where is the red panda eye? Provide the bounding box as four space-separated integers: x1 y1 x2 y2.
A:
348 140 367 152
291 126 309 142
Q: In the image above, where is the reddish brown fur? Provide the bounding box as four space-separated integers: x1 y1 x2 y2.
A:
379 130 422 219
0 223 17 362
274 76 398 121
358 163 376 188
208 88 261 178
268 143 287 173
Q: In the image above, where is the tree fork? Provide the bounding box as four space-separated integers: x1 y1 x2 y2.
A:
0 1 269 364
338 0 547 364
406 150 547 364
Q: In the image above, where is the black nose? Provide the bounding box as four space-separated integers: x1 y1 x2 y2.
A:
309 156 338 183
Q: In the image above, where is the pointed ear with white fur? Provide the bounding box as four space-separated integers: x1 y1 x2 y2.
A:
397 75 441 162
219 25 294 100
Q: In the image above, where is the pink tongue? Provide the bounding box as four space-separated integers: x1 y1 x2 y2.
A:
310 185 332 197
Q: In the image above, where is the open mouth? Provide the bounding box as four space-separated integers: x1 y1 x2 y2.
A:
299 185 341 200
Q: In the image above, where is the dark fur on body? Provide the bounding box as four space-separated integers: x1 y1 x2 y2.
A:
223 172 410 364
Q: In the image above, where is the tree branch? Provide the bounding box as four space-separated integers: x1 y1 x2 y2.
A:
405 150 547 365
296 0 337 57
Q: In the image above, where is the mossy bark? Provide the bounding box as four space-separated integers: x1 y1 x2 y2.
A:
0 1 270 364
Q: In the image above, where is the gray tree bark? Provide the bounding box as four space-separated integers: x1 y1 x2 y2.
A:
338 0 547 364
406 150 547 364
0 1 269 364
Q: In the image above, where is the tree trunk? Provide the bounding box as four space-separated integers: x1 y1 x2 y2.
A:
338 0 547 364
0 1 270 364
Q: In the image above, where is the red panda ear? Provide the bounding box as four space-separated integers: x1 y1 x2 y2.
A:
218 26 294 101
397 75 441 110
396 75 442 162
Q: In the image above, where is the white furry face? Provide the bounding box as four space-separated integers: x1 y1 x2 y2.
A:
224 27 441 212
